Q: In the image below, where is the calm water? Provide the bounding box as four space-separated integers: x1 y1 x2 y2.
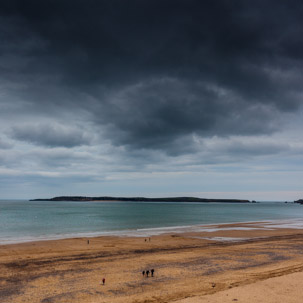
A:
1 200 303 244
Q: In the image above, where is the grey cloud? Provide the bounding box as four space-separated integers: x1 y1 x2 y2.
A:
1 0 303 155
0 137 13 149
29 149 89 163
10 124 92 147
91 78 282 152
222 141 289 157
203 137 290 158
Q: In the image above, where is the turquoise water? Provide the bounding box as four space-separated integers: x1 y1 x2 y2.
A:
1 200 303 244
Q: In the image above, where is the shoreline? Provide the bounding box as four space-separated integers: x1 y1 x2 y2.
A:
2 221 303 302
2 218 303 246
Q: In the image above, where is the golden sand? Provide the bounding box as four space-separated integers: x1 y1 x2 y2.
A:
1 222 303 303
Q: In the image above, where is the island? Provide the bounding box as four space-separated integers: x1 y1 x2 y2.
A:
294 199 303 204
30 196 251 203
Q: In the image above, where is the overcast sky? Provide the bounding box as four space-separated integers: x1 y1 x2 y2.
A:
1 0 303 200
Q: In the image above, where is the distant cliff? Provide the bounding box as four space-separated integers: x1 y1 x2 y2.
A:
30 196 251 203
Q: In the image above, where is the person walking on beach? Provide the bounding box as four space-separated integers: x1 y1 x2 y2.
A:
151 269 154 277
146 270 149 277
142 270 145 277
102 278 105 285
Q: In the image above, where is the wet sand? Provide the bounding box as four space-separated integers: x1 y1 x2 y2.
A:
1 222 303 303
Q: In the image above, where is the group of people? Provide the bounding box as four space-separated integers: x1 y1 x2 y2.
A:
101 268 155 286
142 269 154 277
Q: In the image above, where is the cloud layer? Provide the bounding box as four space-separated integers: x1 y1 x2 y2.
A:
10 123 92 147
0 0 303 198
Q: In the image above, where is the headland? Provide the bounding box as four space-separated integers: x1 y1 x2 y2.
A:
30 195 251 203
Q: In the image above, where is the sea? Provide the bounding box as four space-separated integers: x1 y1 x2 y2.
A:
1 200 303 244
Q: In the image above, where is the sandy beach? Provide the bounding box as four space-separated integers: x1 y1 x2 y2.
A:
1 222 303 303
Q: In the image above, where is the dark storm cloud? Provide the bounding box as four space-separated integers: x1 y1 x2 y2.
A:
10 124 91 147
93 78 282 152
1 0 303 153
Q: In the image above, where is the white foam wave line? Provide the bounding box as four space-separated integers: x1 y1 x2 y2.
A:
198 237 251 242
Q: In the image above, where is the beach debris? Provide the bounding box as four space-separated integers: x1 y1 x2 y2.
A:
211 282 216 288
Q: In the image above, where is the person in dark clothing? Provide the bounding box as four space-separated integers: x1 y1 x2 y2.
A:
146 270 149 277
102 278 105 285
142 270 145 277
151 269 154 277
